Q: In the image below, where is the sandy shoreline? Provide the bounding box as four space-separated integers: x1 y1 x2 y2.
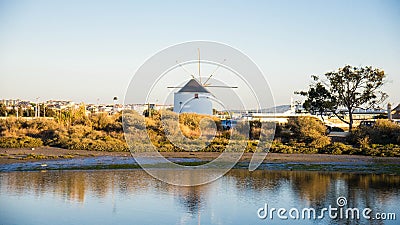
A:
1 146 399 165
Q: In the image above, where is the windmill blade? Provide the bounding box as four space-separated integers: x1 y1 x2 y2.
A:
203 59 227 85
205 85 238 88
167 86 183 89
176 60 196 80
198 48 201 83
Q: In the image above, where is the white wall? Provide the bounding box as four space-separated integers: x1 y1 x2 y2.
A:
173 92 213 115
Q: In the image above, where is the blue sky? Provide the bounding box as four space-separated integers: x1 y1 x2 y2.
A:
0 0 399 106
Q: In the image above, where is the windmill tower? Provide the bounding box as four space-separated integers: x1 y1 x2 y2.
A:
170 49 236 115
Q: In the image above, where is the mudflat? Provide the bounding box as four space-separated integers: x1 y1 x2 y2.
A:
0 146 399 165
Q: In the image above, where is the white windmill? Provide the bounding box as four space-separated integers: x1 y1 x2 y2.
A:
169 49 237 115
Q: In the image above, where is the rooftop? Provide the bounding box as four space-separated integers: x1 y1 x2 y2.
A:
178 79 210 93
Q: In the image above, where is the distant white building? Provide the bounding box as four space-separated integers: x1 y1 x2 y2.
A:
173 79 213 115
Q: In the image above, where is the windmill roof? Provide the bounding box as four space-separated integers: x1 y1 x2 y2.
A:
178 79 210 93
392 104 400 112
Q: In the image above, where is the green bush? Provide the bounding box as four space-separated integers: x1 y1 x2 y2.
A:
287 116 331 149
56 136 128 152
310 136 331 149
90 113 112 130
1 112 399 156
270 140 294 154
319 142 358 155
351 119 400 145
0 136 43 148
25 153 47 160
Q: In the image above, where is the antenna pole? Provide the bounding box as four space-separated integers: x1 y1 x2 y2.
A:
198 48 201 84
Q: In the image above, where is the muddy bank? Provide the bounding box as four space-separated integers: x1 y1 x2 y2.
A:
1 147 399 164
0 147 399 174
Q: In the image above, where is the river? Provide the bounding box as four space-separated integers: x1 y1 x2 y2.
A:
0 169 399 225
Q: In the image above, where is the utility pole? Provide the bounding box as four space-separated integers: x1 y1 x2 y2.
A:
113 96 118 114
97 98 100 114
35 97 40 118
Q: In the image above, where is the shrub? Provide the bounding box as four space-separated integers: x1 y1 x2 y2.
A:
351 119 400 145
0 136 43 148
123 110 145 127
287 117 331 148
25 153 47 160
90 113 112 131
310 136 331 149
358 136 370 149
67 125 92 138
56 136 128 152
270 140 294 153
370 120 400 144
320 142 355 155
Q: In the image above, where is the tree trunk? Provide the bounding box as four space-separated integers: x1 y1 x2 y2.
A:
348 110 353 132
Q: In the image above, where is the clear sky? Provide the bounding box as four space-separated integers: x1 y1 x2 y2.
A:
1 0 399 106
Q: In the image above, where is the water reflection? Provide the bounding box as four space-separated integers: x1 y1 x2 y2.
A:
0 170 399 225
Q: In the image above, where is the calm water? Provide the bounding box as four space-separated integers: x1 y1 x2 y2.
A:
1 170 399 225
